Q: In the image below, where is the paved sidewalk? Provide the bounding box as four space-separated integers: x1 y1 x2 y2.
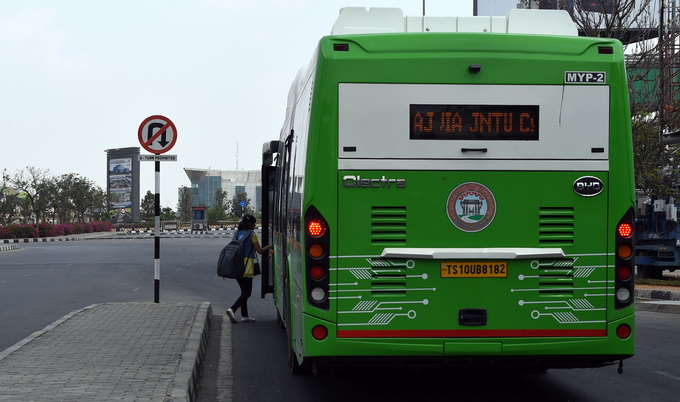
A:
0 302 212 401
635 284 680 314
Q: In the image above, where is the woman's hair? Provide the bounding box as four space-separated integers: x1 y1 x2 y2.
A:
238 214 256 231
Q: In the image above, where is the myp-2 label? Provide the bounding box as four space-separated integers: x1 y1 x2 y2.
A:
564 71 606 84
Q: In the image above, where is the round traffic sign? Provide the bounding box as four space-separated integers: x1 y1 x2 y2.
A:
138 115 177 154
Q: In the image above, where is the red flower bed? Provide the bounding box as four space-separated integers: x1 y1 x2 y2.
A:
0 221 113 239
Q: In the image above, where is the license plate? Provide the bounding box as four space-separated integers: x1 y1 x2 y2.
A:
440 262 508 278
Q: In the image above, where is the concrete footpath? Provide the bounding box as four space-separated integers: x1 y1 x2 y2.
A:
0 294 678 402
0 302 212 401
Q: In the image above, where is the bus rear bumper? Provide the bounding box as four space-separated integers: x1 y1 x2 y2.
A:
300 313 634 370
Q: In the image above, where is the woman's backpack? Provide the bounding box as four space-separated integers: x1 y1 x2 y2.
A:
216 230 253 279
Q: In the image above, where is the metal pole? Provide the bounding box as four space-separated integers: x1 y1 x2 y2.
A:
154 159 160 303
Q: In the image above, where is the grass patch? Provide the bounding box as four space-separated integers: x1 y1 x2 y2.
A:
636 276 680 287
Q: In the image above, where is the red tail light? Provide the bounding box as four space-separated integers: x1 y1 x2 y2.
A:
617 222 633 238
309 265 326 280
312 325 328 340
616 324 632 339
308 220 326 237
615 210 635 310
616 265 632 281
305 206 330 310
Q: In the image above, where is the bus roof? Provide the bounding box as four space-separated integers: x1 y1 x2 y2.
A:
331 7 578 37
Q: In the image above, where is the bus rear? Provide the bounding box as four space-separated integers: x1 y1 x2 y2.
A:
266 8 635 373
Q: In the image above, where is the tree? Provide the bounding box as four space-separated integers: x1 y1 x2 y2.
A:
161 207 176 221
207 189 228 224
141 191 155 221
229 192 252 219
48 174 107 223
89 187 108 222
11 166 52 225
0 169 20 225
70 175 99 222
177 186 194 223
567 0 680 197
214 188 229 209
207 204 227 224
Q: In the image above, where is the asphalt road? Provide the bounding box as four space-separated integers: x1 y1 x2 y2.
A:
2 237 679 401
199 297 680 402
0 236 233 351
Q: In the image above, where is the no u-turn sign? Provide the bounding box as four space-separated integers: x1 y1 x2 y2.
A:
138 115 177 154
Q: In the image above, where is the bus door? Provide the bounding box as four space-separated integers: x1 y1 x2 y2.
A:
260 140 279 297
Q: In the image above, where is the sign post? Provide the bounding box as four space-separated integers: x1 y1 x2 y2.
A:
138 115 177 303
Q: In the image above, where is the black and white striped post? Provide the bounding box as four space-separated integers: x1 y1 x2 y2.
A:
137 115 178 304
154 158 161 303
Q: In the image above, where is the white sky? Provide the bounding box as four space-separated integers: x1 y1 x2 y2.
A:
0 1 473 209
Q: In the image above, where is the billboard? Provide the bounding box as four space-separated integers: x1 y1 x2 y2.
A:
105 147 140 223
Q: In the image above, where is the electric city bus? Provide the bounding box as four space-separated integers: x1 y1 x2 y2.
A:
260 7 635 374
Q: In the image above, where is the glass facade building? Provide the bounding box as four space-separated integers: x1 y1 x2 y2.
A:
182 169 262 212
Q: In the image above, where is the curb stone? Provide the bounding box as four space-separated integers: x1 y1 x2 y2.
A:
168 302 213 401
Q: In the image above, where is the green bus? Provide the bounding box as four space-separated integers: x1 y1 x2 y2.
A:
260 7 635 374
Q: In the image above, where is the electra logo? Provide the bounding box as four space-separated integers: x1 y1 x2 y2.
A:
573 176 603 197
342 175 406 189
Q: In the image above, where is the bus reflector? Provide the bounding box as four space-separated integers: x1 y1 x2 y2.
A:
617 222 633 238
615 287 631 303
616 324 631 339
309 244 325 258
310 287 326 302
310 265 325 280
308 220 326 237
617 244 632 259
616 265 632 281
312 325 328 340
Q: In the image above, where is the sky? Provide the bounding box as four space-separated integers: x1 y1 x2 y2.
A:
0 0 474 209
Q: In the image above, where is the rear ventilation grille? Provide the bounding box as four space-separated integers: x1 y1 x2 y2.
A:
536 258 575 297
371 206 407 245
539 207 574 247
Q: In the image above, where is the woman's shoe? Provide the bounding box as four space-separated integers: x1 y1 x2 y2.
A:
226 308 237 323
241 317 256 322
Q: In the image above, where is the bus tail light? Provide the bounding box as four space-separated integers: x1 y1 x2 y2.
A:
312 325 328 340
616 265 632 281
615 209 635 310
616 324 632 339
308 220 326 237
305 206 330 310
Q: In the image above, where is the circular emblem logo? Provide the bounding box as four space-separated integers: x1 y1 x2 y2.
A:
446 182 497 232
573 176 603 197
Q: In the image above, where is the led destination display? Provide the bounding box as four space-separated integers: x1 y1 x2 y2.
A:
410 104 540 140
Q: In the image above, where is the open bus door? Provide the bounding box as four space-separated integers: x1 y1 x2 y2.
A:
261 140 279 298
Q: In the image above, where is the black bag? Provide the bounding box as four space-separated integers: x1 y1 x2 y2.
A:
216 230 253 279
253 261 261 276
